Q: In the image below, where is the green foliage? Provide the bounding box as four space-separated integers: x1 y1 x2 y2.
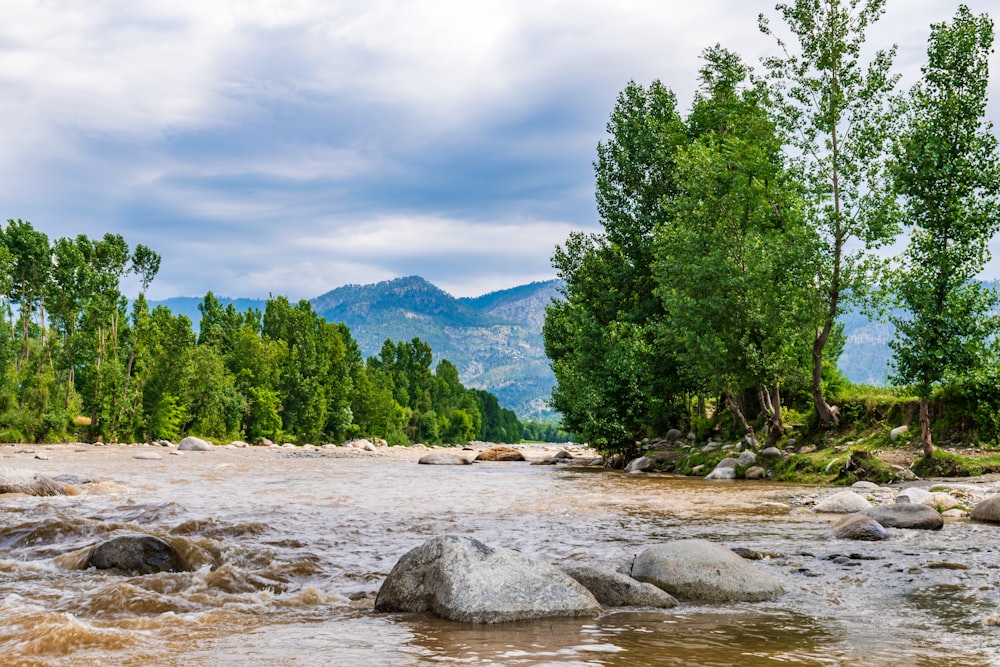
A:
911 449 991 478
655 46 816 441
759 0 902 425
546 80 688 458
0 219 517 446
888 7 1000 451
521 420 573 443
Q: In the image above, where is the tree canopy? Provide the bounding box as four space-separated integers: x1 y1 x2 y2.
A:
0 219 521 446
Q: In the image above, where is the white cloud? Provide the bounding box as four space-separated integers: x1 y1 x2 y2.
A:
2 0 1000 302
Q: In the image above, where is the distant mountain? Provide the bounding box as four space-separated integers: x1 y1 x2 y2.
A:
311 276 560 420
153 277 561 420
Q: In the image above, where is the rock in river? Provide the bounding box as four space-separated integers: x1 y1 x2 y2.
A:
561 565 678 608
374 535 601 623
475 446 526 462
833 514 886 541
862 504 943 530
628 539 784 602
417 453 472 465
0 467 65 496
85 535 188 575
971 495 1000 524
814 490 872 514
177 436 214 451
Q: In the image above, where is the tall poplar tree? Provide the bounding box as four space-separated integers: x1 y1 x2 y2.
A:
889 6 1000 456
760 0 901 426
655 47 816 444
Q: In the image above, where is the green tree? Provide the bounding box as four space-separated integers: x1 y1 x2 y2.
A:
1 220 51 367
889 6 1000 456
655 47 816 444
760 0 901 426
545 81 688 458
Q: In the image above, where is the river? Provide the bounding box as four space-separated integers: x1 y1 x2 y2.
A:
2 443 999 666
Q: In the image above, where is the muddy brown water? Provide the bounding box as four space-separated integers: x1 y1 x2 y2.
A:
2 444 1000 666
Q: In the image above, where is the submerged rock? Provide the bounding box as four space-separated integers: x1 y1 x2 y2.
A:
0 468 65 496
417 453 472 465
85 535 188 575
374 535 600 623
628 539 784 602
862 504 943 530
177 436 214 451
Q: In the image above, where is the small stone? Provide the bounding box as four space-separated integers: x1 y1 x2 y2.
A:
418 453 472 465
745 466 767 480
896 487 932 504
833 515 886 541
889 425 909 441
133 452 163 460
814 490 873 514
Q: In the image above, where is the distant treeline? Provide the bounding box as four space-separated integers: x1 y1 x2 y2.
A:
0 218 522 445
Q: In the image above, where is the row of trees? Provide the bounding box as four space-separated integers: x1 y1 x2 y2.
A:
545 2 1000 459
0 221 522 445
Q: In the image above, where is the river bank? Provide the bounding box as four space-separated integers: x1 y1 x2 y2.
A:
2 441 1000 666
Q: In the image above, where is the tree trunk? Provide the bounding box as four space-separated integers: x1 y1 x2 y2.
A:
766 384 785 446
919 396 934 457
811 328 839 427
723 391 754 438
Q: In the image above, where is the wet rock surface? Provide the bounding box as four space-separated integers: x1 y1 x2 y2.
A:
861 504 944 530
85 535 188 575
374 535 601 622
561 565 678 608
0 467 65 496
417 452 472 465
628 539 784 602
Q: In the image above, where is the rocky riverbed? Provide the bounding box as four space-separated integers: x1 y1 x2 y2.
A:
2 439 1000 666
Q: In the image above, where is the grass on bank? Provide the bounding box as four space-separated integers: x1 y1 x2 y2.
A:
633 380 1000 483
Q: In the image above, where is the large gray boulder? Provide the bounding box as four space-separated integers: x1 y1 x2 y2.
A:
561 565 678 608
628 539 784 602
862 504 943 530
833 514 887 541
374 535 601 623
737 450 757 467
0 467 65 496
177 436 214 451
417 453 472 465
626 456 653 473
813 490 872 513
971 495 1000 523
85 535 188 575
705 458 738 480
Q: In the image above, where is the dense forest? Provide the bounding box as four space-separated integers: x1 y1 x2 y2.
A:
0 219 526 446
545 1 1000 461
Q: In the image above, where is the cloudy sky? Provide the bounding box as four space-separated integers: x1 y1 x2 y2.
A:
1 1 997 300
